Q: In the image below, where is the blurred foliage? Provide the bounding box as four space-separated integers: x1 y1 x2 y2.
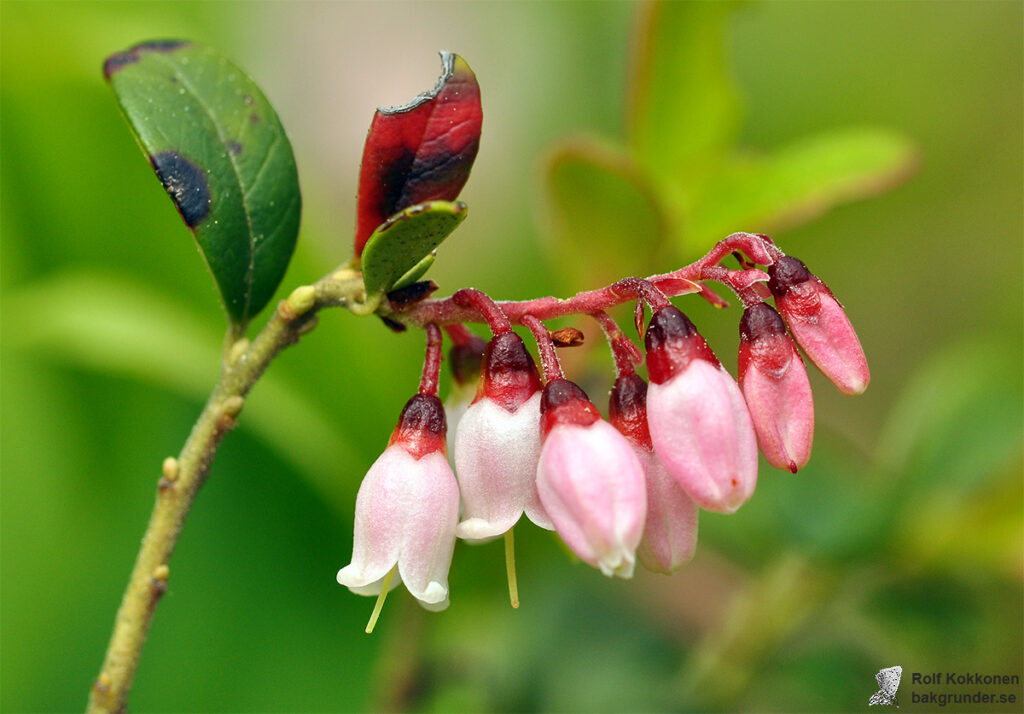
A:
542 2 917 287
1 2 1021 713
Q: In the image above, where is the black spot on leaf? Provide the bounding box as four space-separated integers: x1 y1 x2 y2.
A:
149 151 211 228
103 40 189 80
134 40 189 53
103 52 141 79
226 141 243 156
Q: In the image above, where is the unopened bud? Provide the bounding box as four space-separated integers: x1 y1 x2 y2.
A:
738 303 814 472
536 378 645 578
645 307 758 513
286 285 317 317
768 257 870 395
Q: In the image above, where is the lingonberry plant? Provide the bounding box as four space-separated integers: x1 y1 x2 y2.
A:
89 40 868 713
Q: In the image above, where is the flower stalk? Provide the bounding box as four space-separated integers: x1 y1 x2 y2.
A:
87 271 364 714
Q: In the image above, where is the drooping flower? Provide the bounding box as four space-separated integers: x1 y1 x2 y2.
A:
767 256 870 395
645 305 758 514
454 332 552 540
608 372 698 574
535 378 646 578
336 393 460 611
738 302 815 472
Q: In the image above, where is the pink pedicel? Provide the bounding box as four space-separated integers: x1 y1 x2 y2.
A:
454 332 551 540
535 379 646 578
767 256 870 395
644 306 758 514
336 394 460 611
738 303 815 473
609 374 698 574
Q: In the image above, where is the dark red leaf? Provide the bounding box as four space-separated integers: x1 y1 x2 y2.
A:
354 52 482 257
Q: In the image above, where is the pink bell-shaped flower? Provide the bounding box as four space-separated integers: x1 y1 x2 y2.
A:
645 306 758 514
535 378 646 578
337 394 460 611
738 302 815 473
768 256 870 395
609 373 698 574
454 332 552 540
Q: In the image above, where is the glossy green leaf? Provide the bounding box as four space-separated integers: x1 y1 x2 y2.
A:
544 137 668 284
626 0 742 180
361 200 466 296
104 41 301 328
685 128 917 250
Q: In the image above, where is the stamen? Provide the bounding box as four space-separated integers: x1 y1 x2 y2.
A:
504 529 520 609
364 565 397 634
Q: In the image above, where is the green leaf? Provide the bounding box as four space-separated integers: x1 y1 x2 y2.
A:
543 137 668 284
390 252 436 292
876 334 1022 490
360 200 467 297
4 270 357 515
626 0 742 180
104 41 301 328
686 128 917 250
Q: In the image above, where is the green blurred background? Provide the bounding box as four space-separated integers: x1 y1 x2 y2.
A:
2 2 1021 712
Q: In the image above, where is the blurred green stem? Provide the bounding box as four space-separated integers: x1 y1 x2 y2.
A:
86 271 364 714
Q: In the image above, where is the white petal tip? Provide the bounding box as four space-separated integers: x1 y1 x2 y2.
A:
414 581 450 611
597 552 636 579
456 518 504 542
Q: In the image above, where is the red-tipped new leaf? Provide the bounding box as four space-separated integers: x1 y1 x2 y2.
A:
354 52 482 257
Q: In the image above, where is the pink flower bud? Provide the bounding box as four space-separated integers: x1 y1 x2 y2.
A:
337 394 460 611
536 379 646 578
738 303 815 472
454 332 551 540
609 374 698 574
768 256 870 395
645 306 758 514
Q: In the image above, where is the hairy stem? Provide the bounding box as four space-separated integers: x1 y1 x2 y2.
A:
87 272 364 714
397 233 774 328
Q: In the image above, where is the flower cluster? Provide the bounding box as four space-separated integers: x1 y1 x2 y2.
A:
336 233 868 629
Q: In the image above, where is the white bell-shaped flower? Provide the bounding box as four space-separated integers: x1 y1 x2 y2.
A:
454 332 551 540
337 394 460 611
